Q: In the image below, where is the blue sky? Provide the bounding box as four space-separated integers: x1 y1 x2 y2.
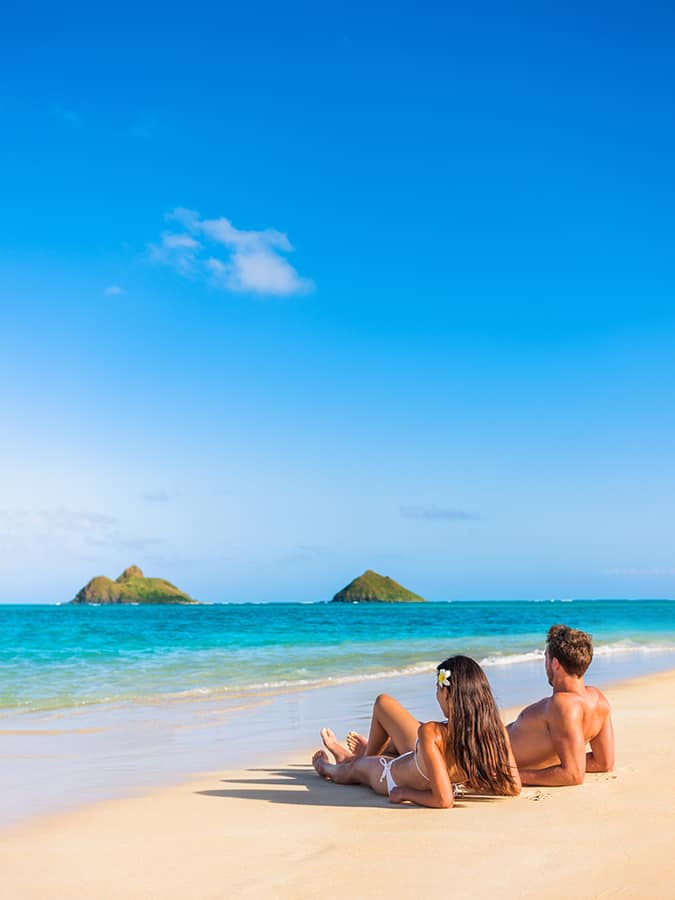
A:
2 2 675 602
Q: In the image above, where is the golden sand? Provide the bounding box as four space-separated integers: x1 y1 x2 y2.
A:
2 670 673 899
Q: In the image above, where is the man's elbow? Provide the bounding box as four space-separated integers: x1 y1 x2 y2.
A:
567 769 585 786
586 751 614 773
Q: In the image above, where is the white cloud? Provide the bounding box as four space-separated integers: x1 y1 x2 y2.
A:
163 233 200 249
141 490 171 503
229 247 309 295
104 285 125 296
149 208 313 296
148 231 201 274
400 505 478 521
0 507 163 556
0 507 118 543
85 532 166 551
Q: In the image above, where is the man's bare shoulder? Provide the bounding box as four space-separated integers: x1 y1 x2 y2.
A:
549 690 585 716
512 696 551 722
548 685 612 732
586 684 611 706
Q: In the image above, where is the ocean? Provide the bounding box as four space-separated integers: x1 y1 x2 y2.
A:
2 600 674 714
2 599 675 827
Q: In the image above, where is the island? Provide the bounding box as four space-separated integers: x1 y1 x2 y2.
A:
69 566 199 605
331 569 425 603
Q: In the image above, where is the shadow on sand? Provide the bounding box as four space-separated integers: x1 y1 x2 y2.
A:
196 765 502 809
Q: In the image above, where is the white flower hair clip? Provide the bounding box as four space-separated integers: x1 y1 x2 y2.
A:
437 668 452 688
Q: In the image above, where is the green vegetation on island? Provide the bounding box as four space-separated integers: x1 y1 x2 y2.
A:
331 569 425 603
70 566 199 605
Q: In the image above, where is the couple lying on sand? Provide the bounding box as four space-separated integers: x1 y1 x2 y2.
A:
312 624 615 808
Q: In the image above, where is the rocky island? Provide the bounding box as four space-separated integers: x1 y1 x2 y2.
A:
331 569 425 603
70 566 198 605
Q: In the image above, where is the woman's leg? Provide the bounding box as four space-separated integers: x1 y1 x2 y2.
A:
320 693 420 762
320 727 353 762
312 750 389 796
363 694 420 756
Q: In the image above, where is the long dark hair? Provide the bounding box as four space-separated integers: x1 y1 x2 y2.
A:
437 655 519 796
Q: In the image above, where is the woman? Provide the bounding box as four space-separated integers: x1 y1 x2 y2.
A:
312 655 521 808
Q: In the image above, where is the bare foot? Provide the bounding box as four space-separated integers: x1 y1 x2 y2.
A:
312 749 332 780
346 730 368 757
320 727 353 763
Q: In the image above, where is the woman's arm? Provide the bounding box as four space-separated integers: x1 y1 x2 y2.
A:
389 721 454 809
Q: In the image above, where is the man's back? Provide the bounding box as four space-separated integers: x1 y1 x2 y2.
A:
507 625 615 786
508 687 609 768
508 685 611 769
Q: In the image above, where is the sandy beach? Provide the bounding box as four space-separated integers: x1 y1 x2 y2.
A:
2 669 674 899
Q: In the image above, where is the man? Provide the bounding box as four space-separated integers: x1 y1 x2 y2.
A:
507 624 614 786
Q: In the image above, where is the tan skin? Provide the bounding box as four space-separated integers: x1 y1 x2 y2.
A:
313 687 521 809
506 648 615 786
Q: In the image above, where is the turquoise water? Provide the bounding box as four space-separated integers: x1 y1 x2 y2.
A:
2 600 674 714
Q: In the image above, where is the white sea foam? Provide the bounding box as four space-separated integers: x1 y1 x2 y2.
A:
7 641 675 715
480 650 545 667
479 641 675 669
593 641 675 655
154 642 675 702
251 661 439 692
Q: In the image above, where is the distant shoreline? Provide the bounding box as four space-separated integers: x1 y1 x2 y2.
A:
3 596 675 606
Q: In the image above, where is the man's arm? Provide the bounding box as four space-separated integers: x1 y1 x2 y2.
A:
586 705 614 772
504 723 521 794
519 696 586 787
